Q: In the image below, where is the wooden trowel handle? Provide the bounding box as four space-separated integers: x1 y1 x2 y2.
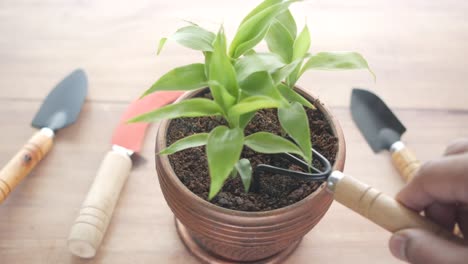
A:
390 142 421 182
390 142 463 237
0 128 53 204
330 171 460 243
67 150 132 258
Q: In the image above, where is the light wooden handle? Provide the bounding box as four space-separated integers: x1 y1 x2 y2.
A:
391 145 421 182
0 129 53 204
331 172 459 242
67 150 132 258
391 145 464 238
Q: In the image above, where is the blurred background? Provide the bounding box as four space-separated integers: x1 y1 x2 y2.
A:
1 0 467 108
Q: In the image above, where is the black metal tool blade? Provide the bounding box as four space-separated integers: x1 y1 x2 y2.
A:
350 88 406 152
31 69 88 131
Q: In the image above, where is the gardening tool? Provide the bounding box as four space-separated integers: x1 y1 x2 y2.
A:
0 69 87 204
255 150 462 244
350 88 420 182
67 91 183 258
350 88 463 237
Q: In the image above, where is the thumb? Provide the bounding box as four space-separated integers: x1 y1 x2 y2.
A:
389 229 468 264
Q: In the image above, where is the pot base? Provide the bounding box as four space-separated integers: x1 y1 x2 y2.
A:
175 218 300 264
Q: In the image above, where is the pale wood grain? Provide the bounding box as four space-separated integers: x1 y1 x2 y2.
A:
0 129 53 204
68 151 132 259
332 172 456 241
0 99 466 263
0 0 467 263
391 146 421 182
0 0 467 109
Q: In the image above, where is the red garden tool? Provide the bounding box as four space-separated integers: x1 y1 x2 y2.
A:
67 91 183 258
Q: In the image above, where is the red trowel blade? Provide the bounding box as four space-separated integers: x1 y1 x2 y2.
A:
111 91 183 153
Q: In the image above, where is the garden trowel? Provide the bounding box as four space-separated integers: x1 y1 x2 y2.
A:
350 88 421 182
0 69 87 204
350 88 464 237
67 90 183 259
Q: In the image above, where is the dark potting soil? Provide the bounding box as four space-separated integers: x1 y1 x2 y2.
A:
165 97 338 212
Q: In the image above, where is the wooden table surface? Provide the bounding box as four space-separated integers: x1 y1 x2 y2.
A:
0 0 467 263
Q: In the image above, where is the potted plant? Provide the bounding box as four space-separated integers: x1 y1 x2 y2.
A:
132 0 372 262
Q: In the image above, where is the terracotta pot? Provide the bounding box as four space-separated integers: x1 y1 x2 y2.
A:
155 87 345 263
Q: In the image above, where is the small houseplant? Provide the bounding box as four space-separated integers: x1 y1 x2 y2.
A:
132 0 372 262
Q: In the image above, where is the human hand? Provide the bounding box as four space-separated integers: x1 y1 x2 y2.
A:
389 138 468 264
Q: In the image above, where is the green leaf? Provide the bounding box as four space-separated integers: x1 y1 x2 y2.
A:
207 126 244 199
129 98 222 123
239 71 285 103
235 53 285 81
229 167 238 179
203 51 212 77
157 37 167 55
228 96 281 117
275 10 297 39
280 25 310 87
238 111 256 129
292 25 310 60
235 159 252 193
229 0 300 58
244 49 257 56
300 52 375 80
182 20 199 26
265 10 297 63
240 0 282 26
207 80 236 113
210 27 239 99
286 65 301 88
142 63 207 97
265 20 294 63
172 26 216 51
278 102 311 163
159 133 209 155
244 132 304 157
232 29 270 59
271 58 303 84
277 83 315 109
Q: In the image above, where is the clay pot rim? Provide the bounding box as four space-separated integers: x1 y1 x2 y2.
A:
155 86 346 218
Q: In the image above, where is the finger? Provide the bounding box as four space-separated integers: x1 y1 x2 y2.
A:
425 202 456 230
389 229 468 264
397 153 468 211
458 205 468 237
445 138 468 156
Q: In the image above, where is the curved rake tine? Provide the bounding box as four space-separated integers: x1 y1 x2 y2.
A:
254 147 332 181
